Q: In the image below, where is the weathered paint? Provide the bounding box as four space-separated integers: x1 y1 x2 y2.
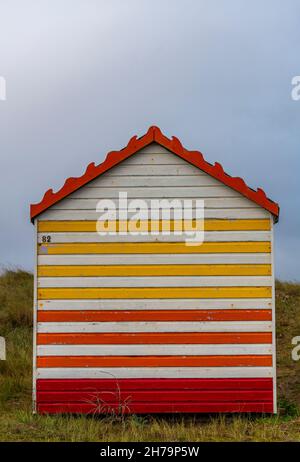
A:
37 241 271 254
38 287 272 299
37 264 272 277
37 309 272 322
36 378 273 414
36 355 273 368
38 298 273 310
38 219 271 232
37 332 272 345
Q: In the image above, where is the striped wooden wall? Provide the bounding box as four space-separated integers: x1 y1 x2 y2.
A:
34 143 276 414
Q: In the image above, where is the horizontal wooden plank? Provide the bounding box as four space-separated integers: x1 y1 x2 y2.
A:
113 149 194 165
69 186 241 199
38 219 271 232
86 164 210 176
36 401 273 414
36 377 274 391
37 332 273 345
37 344 273 356
37 309 272 322
37 253 272 266
37 355 273 368
37 276 272 288
128 144 186 155
86 175 221 187
38 298 272 311
37 231 271 243
113 150 189 165
120 150 195 164
38 209 270 220
36 366 273 379
38 241 271 255
125 144 179 153
37 389 273 403
37 321 272 333
52 197 259 210
38 287 272 299
37 264 272 277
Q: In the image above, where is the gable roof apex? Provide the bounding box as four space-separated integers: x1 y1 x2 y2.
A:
30 126 279 222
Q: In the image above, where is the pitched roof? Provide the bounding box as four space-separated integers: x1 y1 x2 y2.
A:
30 126 279 222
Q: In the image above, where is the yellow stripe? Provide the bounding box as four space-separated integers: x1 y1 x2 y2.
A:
38 287 272 300
38 242 271 255
37 264 271 277
38 219 271 232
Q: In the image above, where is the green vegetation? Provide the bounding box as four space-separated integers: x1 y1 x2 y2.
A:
0 270 33 406
0 270 299 441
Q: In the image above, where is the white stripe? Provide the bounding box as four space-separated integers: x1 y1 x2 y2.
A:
37 344 273 356
37 253 272 266
52 198 259 210
87 175 226 188
37 321 272 333
91 164 207 176
115 150 194 165
38 209 270 220
70 186 240 199
123 144 178 155
38 298 272 311
37 231 271 243
37 276 272 288
37 367 273 379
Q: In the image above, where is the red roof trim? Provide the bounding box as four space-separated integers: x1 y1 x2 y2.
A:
30 126 279 221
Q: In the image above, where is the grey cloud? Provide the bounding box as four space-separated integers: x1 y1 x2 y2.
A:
0 0 299 279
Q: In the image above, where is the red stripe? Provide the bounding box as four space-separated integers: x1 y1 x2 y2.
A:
37 378 273 391
37 332 272 345
37 402 274 414
37 309 272 322
37 390 273 403
36 378 274 414
37 355 272 368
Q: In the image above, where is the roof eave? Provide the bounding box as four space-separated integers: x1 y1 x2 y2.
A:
30 126 280 223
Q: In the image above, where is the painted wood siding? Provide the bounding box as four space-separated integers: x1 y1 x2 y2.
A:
34 143 275 414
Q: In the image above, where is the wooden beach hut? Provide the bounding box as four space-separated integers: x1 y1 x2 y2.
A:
30 126 279 414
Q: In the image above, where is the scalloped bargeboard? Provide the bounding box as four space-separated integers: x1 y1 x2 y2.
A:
30 126 279 221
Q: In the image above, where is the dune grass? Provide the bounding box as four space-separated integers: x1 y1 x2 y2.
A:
0 270 33 405
0 269 300 441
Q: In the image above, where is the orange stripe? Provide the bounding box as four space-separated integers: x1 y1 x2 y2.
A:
37 332 272 345
37 355 272 368
37 309 272 322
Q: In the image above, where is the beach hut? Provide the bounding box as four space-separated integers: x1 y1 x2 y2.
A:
30 126 279 414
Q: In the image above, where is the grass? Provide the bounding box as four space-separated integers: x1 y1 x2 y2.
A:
0 270 33 406
0 270 300 441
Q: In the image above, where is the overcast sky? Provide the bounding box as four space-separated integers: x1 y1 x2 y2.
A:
0 1 299 280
